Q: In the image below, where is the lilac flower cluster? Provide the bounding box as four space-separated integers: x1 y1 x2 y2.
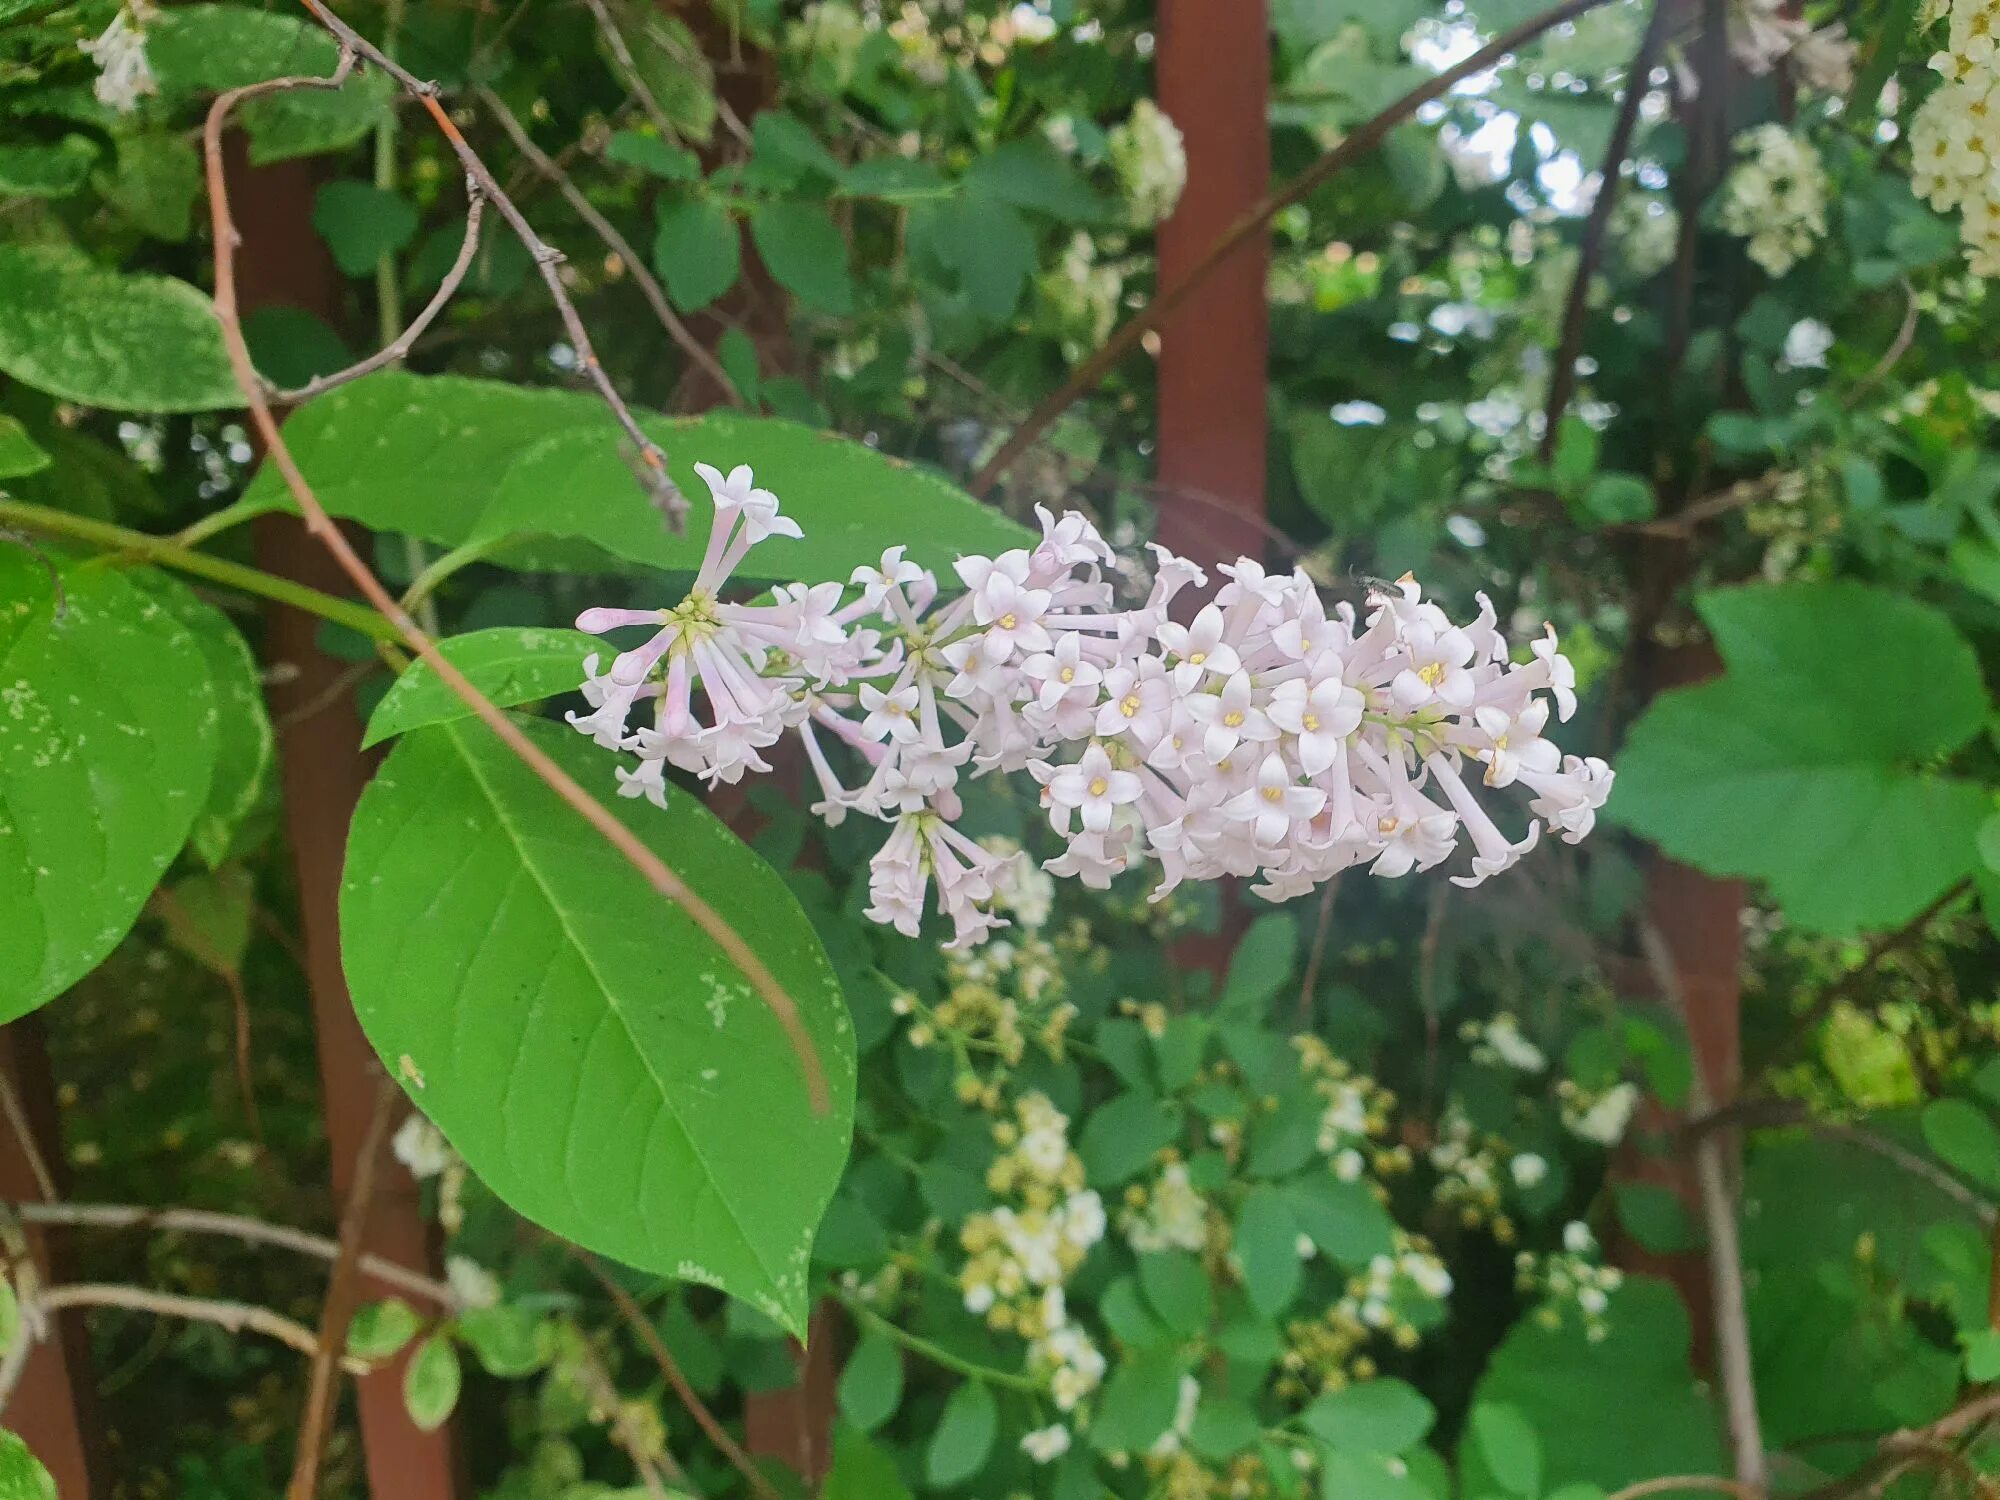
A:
570 464 1612 948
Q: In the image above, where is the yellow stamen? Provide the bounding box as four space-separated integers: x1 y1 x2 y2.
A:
1087 776 1109 798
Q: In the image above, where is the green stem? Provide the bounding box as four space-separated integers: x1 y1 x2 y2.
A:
171 494 273 549
837 1294 1041 1394
400 534 509 614
0 498 404 645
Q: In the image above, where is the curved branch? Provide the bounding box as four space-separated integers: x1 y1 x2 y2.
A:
201 62 830 1114
968 0 1620 497
36 1283 368 1374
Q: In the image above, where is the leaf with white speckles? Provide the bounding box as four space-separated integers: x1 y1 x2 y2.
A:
0 554 219 1022
0 246 239 413
339 716 855 1335
361 627 599 750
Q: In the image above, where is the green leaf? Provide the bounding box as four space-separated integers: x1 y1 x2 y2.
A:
238 372 1034 582
1078 1093 1177 1186
0 246 240 412
1234 1186 1303 1317
1922 1099 2000 1191
1138 1251 1212 1337
1189 1397 1263 1460
925 1380 997 1487
964 138 1109 221
158 868 254 978
0 1431 55 1500
314 182 421 277
347 1298 423 1360
148 4 392 163
825 1428 911 1500
1091 1357 1187 1454
1223 912 1298 1010
1551 416 1600 493
457 1304 546 1377
137 575 273 868
403 1335 461 1432
0 135 97 197
597 1 715 143
926 196 1035 320
1300 1379 1434 1454
836 1331 903 1434
1610 582 1989 934
751 110 843 184
1468 1402 1543 1498
750 201 855 314
0 1279 17 1358
839 157 948 201
653 195 741 312
1318 1449 1428 1500
0 418 50 480
607 130 700 181
0 555 219 1022
1613 1182 1699 1254
362 628 599 749
96 132 201 241
339 717 856 1335
1581 472 1655 525
1284 1176 1395 1267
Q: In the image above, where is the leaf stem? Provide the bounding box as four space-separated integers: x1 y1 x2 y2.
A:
0 497 403 644
837 1293 1042 1394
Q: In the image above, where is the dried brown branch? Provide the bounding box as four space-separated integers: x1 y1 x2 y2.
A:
1541 0 1675 456
968 0 1620 497
1640 922 1767 1494
267 188 487 404
1796 1389 2000 1500
571 1247 780 1500
199 45 830 1114
9 1200 457 1305
295 0 689 528
288 1078 398 1500
1604 1480 1763 1500
33 1283 369 1373
476 84 743 406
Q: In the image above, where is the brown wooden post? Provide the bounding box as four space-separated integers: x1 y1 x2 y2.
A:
225 140 466 1498
1155 0 1272 572
0 1020 100 1495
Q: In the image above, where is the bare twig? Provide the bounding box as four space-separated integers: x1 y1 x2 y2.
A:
201 56 830 1114
296 0 689 529
1605 1480 1762 1500
476 85 743 406
288 1078 398 1499
0 1071 55 1204
1296 877 1339 1026
9 1201 457 1305
267 189 488 404
1541 0 1674 455
1796 1389 2000 1500
579 0 680 143
572 1247 780 1500
968 0 1619 497
1847 276 1921 404
1640 922 1767 1494
34 1283 369 1373
1618 471 1793 538
571 1337 683 1499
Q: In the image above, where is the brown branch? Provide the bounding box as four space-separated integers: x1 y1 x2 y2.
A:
1605 1480 1762 1500
1755 878 1972 1072
1796 1390 2000 1500
968 0 1620 497
1618 471 1792 538
267 188 487 404
296 0 689 528
287 1078 397 1500
1641 921 1768 1494
200 56 829 1114
476 85 743 406
1541 0 1675 456
572 1248 779 1500
9 1201 457 1305
1296 877 1339 1026
0 1070 55 1204
579 0 681 145
34 1283 368 1373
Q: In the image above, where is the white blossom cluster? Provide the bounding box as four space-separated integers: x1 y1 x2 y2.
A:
1107 98 1188 226
1609 193 1681 281
78 0 157 114
1559 1078 1642 1146
1727 0 1857 92
1462 1012 1549 1074
1517 1220 1624 1342
570 465 1612 952
1718 123 1831 276
1121 1160 1209 1254
1912 0 2000 275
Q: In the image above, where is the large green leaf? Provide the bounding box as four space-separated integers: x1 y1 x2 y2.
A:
1610 582 1988 934
0 135 97 198
0 1431 55 1500
239 372 1033 581
0 247 240 412
147 4 393 163
0 554 219 1021
340 716 856 1334
361 627 599 749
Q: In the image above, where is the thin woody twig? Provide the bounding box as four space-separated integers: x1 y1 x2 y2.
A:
288 1078 398 1500
295 0 690 529
578 0 679 144
1541 0 1674 456
201 54 829 1114
34 1283 369 1374
9 1200 457 1305
1605 1480 1762 1500
266 188 488 404
476 84 743 406
0 1071 55 1204
1640 922 1768 1494
968 0 1620 497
